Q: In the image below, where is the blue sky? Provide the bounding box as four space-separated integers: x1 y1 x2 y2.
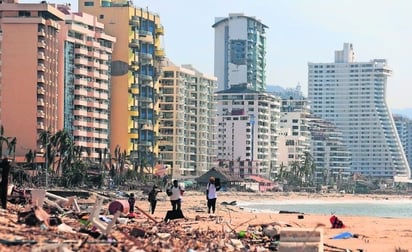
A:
21 0 412 109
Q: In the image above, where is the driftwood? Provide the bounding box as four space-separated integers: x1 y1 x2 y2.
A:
135 205 158 223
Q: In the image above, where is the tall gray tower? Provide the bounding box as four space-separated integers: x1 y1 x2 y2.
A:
213 13 267 92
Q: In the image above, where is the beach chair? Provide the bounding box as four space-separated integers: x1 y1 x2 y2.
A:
45 192 81 213
88 197 120 238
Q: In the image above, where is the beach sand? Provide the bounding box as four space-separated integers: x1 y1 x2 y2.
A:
1 190 412 251
144 191 412 251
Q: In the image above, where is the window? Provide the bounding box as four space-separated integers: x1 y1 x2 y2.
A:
84 1 94 6
99 14 104 19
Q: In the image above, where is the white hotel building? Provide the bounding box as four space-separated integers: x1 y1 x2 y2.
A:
215 83 280 178
308 43 410 179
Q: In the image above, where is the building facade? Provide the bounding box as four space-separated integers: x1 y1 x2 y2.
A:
158 60 217 177
0 1 64 158
277 98 311 170
58 5 115 160
79 0 165 169
308 116 351 186
215 83 280 178
213 13 267 92
393 114 412 173
308 43 410 179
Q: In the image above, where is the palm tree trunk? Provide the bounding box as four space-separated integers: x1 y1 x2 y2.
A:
0 158 11 209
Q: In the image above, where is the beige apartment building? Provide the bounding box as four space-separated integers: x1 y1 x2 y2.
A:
0 1 64 159
159 60 217 177
57 4 115 160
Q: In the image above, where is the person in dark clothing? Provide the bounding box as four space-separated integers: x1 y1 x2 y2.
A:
148 185 162 214
128 193 136 213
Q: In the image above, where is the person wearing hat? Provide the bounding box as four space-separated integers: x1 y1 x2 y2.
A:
206 176 221 214
148 185 162 214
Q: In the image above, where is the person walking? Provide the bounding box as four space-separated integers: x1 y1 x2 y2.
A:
168 180 184 211
128 192 136 217
206 177 221 214
148 185 162 214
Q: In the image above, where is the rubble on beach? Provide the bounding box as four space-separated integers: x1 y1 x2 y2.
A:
0 188 290 252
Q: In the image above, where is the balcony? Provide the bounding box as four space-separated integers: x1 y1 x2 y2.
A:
140 74 153 82
139 52 153 60
129 39 139 48
75 47 88 55
38 30 46 37
37 64 46 72
137 118 152 125
155 49 165 58
138 31 153 43
38 52 45 60
37 122 45 130
128 87 139 95
129 16 140 27
139 140 152 146
37 87 46 95
37 111 45 118
74 58 88 65
74 68 88 75
129 131 138 139
155 25 164 35
129 110 138 116
129 64 139 71
37 98 45 106
139 102 153 109
37 41 46 48
139 96 152 103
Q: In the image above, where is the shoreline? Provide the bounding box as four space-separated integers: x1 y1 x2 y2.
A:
0 189 411 251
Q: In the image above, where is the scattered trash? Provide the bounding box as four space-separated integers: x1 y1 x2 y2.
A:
331 231 353 239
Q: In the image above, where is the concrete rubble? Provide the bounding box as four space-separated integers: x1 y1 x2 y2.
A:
0 189 326 252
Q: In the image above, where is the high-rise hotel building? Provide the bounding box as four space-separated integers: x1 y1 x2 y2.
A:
215 83 280 178
213 13 267 92
57 5 115 160
79 0 165 168
308 43 410 179
0 1 64 158
158 60 217 177
393 115 412 173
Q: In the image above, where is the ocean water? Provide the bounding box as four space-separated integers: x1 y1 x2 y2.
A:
237 198 412 218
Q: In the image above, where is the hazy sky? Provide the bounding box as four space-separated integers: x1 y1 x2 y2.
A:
21 0 412 109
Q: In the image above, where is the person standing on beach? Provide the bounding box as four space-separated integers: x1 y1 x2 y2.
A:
168 180 184 211
128 193 136 214
206 177 221 214
148 185 162 214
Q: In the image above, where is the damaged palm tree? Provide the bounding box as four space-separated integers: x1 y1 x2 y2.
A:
0 125 16 209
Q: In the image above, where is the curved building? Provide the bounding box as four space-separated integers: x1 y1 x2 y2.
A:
308 43 410 180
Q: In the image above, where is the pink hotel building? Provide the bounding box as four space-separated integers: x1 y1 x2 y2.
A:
0 0 115 162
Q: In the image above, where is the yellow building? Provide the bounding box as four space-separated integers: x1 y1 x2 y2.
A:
79 0 165 170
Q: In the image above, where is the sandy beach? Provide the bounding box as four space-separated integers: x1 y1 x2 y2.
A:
1 190 412 251
143 191 412 251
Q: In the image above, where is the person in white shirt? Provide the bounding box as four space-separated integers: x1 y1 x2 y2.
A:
168 179 184 211
206 177 221 214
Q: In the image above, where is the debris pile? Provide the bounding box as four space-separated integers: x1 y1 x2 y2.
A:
0 189 325 251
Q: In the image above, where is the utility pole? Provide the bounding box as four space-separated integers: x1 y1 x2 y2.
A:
45 140 48 188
